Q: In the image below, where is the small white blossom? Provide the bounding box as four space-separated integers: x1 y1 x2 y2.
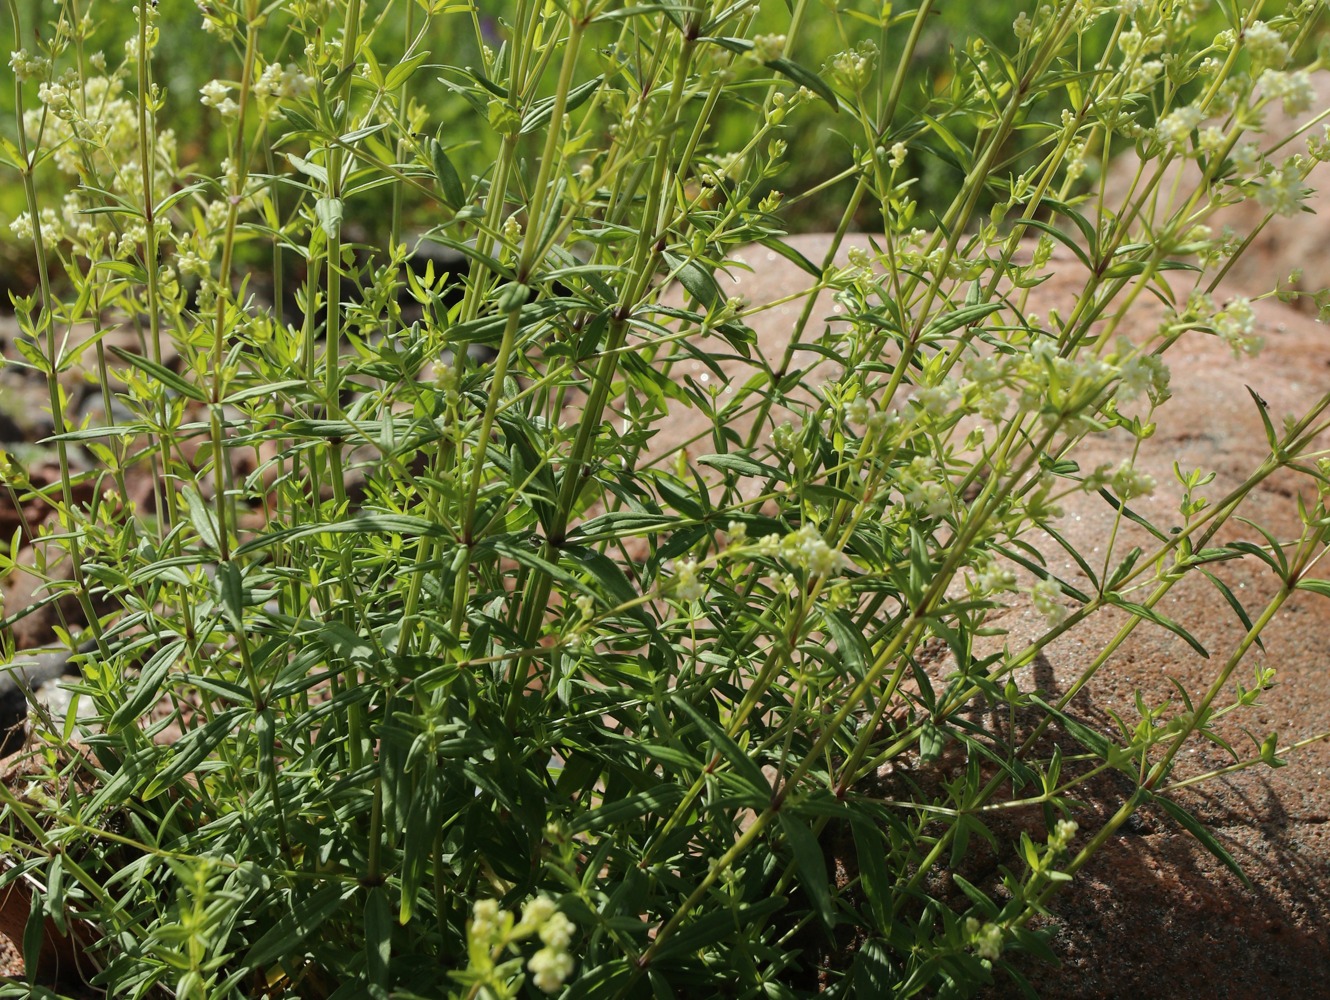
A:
528 946 575 993
1244 21 1290 69
199 79 238 116
1255 159 1311 218
1031 579 1067 627
1048 818 1079 851
1111 460 1156 499
8 49 49 82
1155 105 1204 151
750 33 786 63
670 559 706 601
1213 296 1263 357
1259 68 1314 116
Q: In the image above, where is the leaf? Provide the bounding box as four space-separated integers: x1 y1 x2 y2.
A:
1105 595 1209 658
764 57 839 111
922 302 1002 338
521 77 603 134
284 152 328 184
364 886 391 988
1202 569 1263 651
142 707 249 800
1027 695 1112 759
108 639 185 733
572 785 684 834
108 347 206 402
182 487 222 553
242 882 358 969
674 696 770 796
1248 385 1279 451
778 813 833 927
384 51 430 92
755 235 822 277
850 817 891 931
429 139 466 209
1295 577 1330 599
1146 789 1252 889
316 197 343 238
697 452 788 482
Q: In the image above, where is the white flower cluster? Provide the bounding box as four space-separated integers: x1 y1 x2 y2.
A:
825 41 877 92
1155 104 1204 151
1047 818 1079 851
200 79 239 117
1244 21 1290 70
1109 459 1156 499
520 898 576 993
467 896 577 995
1030 578 1067 627
253 61 315 101
974 562 1017 596
1255 158 1312 218
779 524 845 578
1258 68 1314 116
1199 294 1263 357
965 918 1004 961
669 558 707 602
895 456 952 519
8 49 50 82
749 33 786 63
1111 339 1171 406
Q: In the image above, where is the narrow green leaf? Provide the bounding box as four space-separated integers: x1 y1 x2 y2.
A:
429 139 466 209
922 302 1002 338
697 452 788 482
108 639 185 732
365 886 391 988
1106 595 1209 658
1147 790 1252 889
242 883 358 969
108 347 206 402
778 813 833 927
673 696 770 796
182 487 221 553
316 197 343 238
764 57 839 111
383 51 430 92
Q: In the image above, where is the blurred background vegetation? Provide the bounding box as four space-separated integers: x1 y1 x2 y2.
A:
0 0 1286 304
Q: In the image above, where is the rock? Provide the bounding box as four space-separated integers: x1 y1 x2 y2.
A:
0 642 89 757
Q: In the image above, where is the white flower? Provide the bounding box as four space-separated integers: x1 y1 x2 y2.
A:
1213 296 1263 357
528 946 575 993
968 920 1004 961
470 899 504 944
1244 21 1289 69
670 559 706 601
9 213 32 241
1255 159 1311 218
750 33 786 63
8 49 49 82
1111 460 1156 499
1049 818 1079 851
199 79 238 116
1155 105 1204 150
1259 69 1314 116
539 912 575 950
1031 579 1067 627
